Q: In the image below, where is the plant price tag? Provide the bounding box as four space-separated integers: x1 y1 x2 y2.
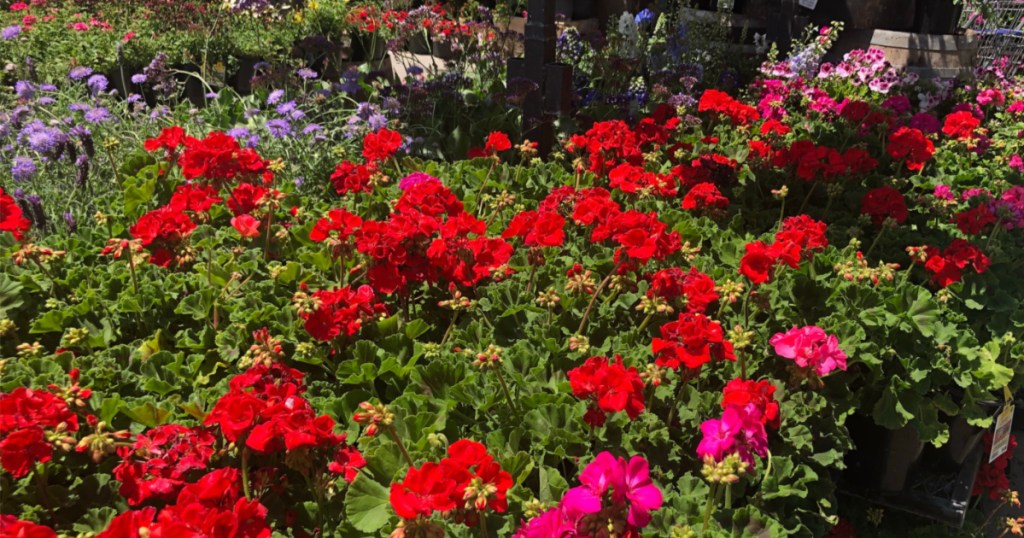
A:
798 0 818 10
989 404 1015 463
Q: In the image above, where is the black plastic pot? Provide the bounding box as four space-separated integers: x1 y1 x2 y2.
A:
915 0 963 34
880 424 926 494
352 33 387 63
173 63 208 107
555 0 595 19
812 0 916 31
230 56 262 95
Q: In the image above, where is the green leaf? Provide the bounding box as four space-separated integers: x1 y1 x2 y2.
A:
345 475 392 533
404 319 431 340
120 402 173 428
872 384 915 430
973 340 1014 391
124 175 157 218
907 289 939 337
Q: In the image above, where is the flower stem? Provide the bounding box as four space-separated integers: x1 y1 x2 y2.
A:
701 482 718 537
494 367 519 414
440 311 459 346
577 270 616 335
637 312 655 334
479 511 489 537
386 425 415 468
864 224 886 258
263 210 274 261
241 447 252 500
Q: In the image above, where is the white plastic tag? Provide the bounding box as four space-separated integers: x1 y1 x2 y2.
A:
989 404 1015 463
799 0 818 9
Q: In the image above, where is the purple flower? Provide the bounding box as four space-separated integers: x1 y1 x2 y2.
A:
266 119 291 138
267 89 285 105
11 156 36 182
276 101 297 115
244 134 260 148
14 81 34 100
244 107 261 119
296 67 318 79
1 25 21 40
68 102 91 112
69 66 94 81
84 107 113 124
131 73 147 84
301 124 322 136
39 84 56 92
367 114 388 131
64 212 77 232
293 176 305 188
227 127 251 140
37 97 55 105
21 122 66 154
86 74 109 96
288 109 305 121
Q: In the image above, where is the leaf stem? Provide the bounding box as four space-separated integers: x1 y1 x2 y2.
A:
577 269 616 335
386 424 415 468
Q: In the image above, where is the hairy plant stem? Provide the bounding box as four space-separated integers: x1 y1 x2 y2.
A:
864 224 887 258
440 310 459 346
494 367 519 414
263 210 274 261
387 425 415 468
701 482 719 537
797 182 818 215
241 447 252 500
577 269 616 335
479 512 489 537
473 159 498 214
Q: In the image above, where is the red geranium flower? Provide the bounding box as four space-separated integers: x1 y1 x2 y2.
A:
0 187 31 240
568 355 646 427
0 516 56 538
231 214 261 237
887 127 934 171
721 378 780 430
941 111 981 140
652 312 735 371
330 161 374 194
860 186 908 226
362 128 402 162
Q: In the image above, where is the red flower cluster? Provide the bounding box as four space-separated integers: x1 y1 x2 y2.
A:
941 111 981 140
568 355 646 427
566 120 644 175
651 312 735 371
860 186 908 226
390 440 512 523
355 181 512 293
672 154 739 188
128 205 196 267
113 424 216 505
772 140 877 181
698 89 760 126
0 386 82 478
503 209 566 247
329 160 375 194
917 239 991 288
721 379 780 430
739 215 828 284
1 187 31 240
169 184 222 214
362 128 402 162
146 129 272 186
0 516 55 538
681 182 729 217
98 468 271 538
608 163 677 197
955 204 997 235
309 208 363 259
646 267 719 313
298 285 386 342
203 364 365 479
972 432 1017 500
467 131 513 158
589 209 682 268
887 127 934 171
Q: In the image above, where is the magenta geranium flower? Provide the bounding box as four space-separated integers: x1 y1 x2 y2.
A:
769 325 848 376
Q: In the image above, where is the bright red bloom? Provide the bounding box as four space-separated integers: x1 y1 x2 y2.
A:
502 210 565 247
129 205 196 267
887 127 934 171
231 214 261 237
608 163 677 197
568 355 646 427
330 161 374 194
95 508 157 538
144 126 187 154
565 120 644 175
150 468 272 538
113 424 217 505
328 444 367 483
860 186 908 226
0 187 31 240
973 432 1017 500
299 285 386 342
647 267 719 313
390 461 459 519
698 89 759 125
310 208 363 244
918 239 991 287
394 180 464 218
739 241 776 284
721 379 780 430
681 182 729 216
0 516 56 538
169 184 222 214
484 132 512 153
362 128 402 162
955 205 997 235
178 131 270 184
776 214 828 256
941 111 981 140
652 313 735 370
226 182 268 216
0 426 52 478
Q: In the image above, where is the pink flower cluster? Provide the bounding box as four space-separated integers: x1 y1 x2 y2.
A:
769 326 847 376
512 452 663 537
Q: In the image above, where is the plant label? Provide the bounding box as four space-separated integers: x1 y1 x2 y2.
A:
798 0 818 10
989 404 1015 463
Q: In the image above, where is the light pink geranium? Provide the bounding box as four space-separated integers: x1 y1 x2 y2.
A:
769 325 848 376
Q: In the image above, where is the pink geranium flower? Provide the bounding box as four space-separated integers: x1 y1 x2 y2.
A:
769 325 847 376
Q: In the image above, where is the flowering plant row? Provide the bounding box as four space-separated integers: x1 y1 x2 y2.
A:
2 40 1024 537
